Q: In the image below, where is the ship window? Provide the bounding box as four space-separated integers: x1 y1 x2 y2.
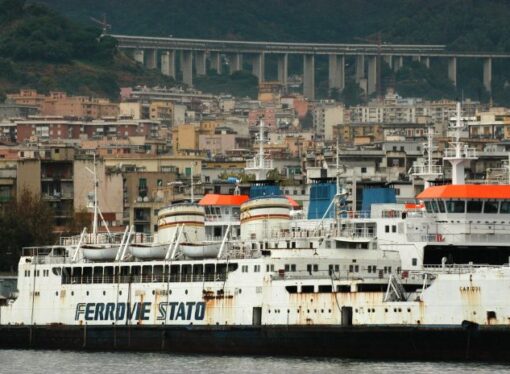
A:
484 200 499 214
436 200 446 213
392 225 397 233
285 286 297 294
424 201 434 213
467 200 483 213
412 258 417 266
385 225 390 233
500 201 510 214
52 267 61 276
242 265 249 273
301 285 314 293
266 264 274 272
93 267 103 284
446 200 465 213
254 265 261 272
318 285 332 293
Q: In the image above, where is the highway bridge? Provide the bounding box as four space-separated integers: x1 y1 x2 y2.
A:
112 34 510 99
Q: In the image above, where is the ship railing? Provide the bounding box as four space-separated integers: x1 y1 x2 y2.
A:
406 233 510 244
418 263 506 274
266 228 334 240
59 232 153 246
336 228 376 239
337 211 371 219
270 271 389 281
62 273 228 285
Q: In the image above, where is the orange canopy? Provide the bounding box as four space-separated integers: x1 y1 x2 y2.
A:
417 185 510 200
285 195 301 209
198 194 249 206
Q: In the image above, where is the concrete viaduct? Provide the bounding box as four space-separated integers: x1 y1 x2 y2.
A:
112 34 510 100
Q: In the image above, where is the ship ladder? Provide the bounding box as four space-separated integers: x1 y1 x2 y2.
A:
384 274 408 302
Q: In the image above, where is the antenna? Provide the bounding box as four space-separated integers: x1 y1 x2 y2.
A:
90 14 111 36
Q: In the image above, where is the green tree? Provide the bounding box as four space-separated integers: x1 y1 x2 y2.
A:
0 189 55 272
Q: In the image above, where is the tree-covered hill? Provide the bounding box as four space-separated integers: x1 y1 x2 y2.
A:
0 0 175 99
36 0 510 51
34 0 510 104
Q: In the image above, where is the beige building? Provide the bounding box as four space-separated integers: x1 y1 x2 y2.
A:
7 90 119 119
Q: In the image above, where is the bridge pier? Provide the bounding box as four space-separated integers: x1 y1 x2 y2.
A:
383 55 393 69
303 54 315 100
367 56 377 95
161 51 176 78
484 57 492 93
277 54 288 88
181 50 193 87
195 51 207 76
251 53 265 83
423 56 430 68
210 52 221 74
145 49 157 69
393 56 403 72
229 53 243 74
355 55 365 82
134 49 144 65
328 54 345 92
448 57 457 87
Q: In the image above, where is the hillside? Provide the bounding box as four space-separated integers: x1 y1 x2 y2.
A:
34 0 510 105
0 0 176 100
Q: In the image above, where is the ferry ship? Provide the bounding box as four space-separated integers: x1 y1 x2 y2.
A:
1 115 510 361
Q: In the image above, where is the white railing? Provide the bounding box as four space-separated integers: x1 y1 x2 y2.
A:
409 164 442 175
406 233 510 244
444 147 477 159
245 158 273 169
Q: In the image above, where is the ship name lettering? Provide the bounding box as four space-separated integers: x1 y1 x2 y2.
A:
157 301 205 321
75 302 151 321
459 286 481 292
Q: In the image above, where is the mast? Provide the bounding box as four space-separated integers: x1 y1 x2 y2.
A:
444 102 477 185
190 162 194 203
409 125 442 189
245 118 272 181
92 153 99 241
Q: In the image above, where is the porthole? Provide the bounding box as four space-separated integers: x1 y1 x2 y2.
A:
55 291 58 296
86 291 89 296
119 291 122 296
168 290 172 295
185 290 188 295
103 291 106 296
71 291 74 296
152 290 155 295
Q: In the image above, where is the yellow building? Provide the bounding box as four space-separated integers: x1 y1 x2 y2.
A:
149 101 173 121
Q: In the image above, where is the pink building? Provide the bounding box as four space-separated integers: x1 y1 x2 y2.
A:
248 108 276 128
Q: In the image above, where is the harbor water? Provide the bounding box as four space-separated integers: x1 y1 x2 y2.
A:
0 350 509 374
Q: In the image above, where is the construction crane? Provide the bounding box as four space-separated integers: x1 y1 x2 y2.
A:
354 32 383 98
90 14 111 36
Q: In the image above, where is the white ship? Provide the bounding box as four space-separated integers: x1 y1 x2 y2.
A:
1 116 510 360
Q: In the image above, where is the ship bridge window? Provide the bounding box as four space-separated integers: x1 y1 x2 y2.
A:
425 201 434 213
142 265 153 282
83 267 92 284
435 200 446 213
153 265 164 282
93 267 103 284
467 200 483 213
484 200 499 214
446 200 466 213
104 266 114 282
500 201 510 214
